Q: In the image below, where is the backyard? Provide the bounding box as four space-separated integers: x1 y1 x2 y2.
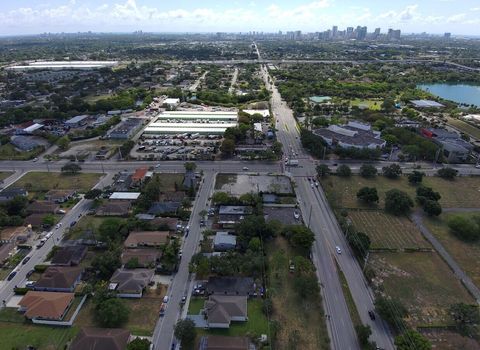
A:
424 212 480 288
369 251 474 327
347 210 431 250
0 308 78 350
75 287 166 336
266 237 329 350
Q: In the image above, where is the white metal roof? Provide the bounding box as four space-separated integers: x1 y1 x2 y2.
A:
144 126 230 134
164 98 180 104
243 109 270 118
109 192 141 200
23 123 44 133
158 111 238 120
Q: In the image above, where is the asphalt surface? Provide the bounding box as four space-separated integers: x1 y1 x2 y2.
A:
261 64 394 350
152 172 215 350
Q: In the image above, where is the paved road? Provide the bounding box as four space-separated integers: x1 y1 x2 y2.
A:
261 64 394 350
228 67 238 94
152 172 215 350
411 212 480 302
189 70 208 92
0 173 114 304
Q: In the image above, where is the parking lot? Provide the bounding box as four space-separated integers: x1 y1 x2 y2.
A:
132 134 222 160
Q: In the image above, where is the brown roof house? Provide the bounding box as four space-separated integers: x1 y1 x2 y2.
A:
124 231 169 248
109 268 154 298
18 291 74 323
204 295 248 329
199 335 250 350
24 213 48 228
51 245 88 266
27 201 59 214
121 248 161 268
70 328 131 350
34 266 83 292
45 189 76 203
96 201 131 217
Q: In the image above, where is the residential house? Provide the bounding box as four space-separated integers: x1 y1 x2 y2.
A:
109 268 154 298
0 188 28 202
199 335 250 350
124 231 169 248
183 170 199 190
150 217 179 231
121 248 161 268
204 295 248 328
206 277 255 296
147 202 181 215
70 328 131 350
218 206 252 228
51 246 88 266
44 190 76 203
27 201 59 215
213 232 237 252
34 266 83 292
96 201 131 217
18 291 74 321
24 213 47 227
131 167 148 187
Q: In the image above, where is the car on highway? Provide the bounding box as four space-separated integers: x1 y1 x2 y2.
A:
335 246 342 254
368 310 376 320
310 183 314 188
315 181 319 187
22 256 30 265
242 167 249 171
32 158 38 162
55 224 60 229
180 296 187 305
7 271 16 281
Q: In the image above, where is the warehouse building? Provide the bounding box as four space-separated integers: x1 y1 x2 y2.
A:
314 121 386 149
144 111 238 135
65 115 89 128
109 119 143 139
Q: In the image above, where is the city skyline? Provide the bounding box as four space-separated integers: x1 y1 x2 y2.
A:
1 0 480 36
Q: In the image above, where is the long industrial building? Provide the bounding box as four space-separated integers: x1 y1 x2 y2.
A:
7 61 118 71
144 111 238 135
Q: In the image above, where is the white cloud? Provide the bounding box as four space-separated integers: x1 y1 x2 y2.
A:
379 4 419 22
446 13 466 23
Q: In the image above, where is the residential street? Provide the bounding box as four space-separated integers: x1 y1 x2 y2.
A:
152 172 215 350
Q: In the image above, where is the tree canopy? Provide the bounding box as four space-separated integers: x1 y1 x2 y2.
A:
385 189 413 216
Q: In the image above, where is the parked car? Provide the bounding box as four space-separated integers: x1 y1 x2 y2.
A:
26 269 34 278
70 221 77 227
163 295 169 303
368 310 376 320
293 211 300 220
7 271 16 281
21 257 30 265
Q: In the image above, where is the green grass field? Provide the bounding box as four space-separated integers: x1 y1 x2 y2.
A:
347 210 430 250
349 99 382 110
65 216 127 241
447 117 480 140
266 237 329 350
424 212 480 289
188 297 205 315
0 144 44 160
0 321 78 350
369 252 474 326
322 175 480 209
12 172 102 194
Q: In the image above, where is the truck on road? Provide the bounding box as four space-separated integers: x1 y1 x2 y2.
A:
286 159 299 167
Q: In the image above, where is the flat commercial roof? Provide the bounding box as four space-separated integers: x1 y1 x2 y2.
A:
410 100 445 108
144 126 231 134
109 192 141 200
164 98 180 104
148 122 237 129
23 123 44 133
65 115 89 124
158 111 238 120
243 109 270 118
7 61 118 71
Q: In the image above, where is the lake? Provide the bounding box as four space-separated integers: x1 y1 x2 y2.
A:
417 83 480 107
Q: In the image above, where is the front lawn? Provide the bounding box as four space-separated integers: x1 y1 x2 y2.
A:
188 297 205 315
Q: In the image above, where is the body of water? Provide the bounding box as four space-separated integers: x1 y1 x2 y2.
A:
417 83 480 107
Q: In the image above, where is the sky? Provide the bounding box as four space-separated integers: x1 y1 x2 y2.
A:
0 0 479 36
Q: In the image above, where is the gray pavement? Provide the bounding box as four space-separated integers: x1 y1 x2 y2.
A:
262 64 394 350
152 172 215 350
411 211 480 302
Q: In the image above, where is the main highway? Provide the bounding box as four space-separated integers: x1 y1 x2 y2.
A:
260 64 394 349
